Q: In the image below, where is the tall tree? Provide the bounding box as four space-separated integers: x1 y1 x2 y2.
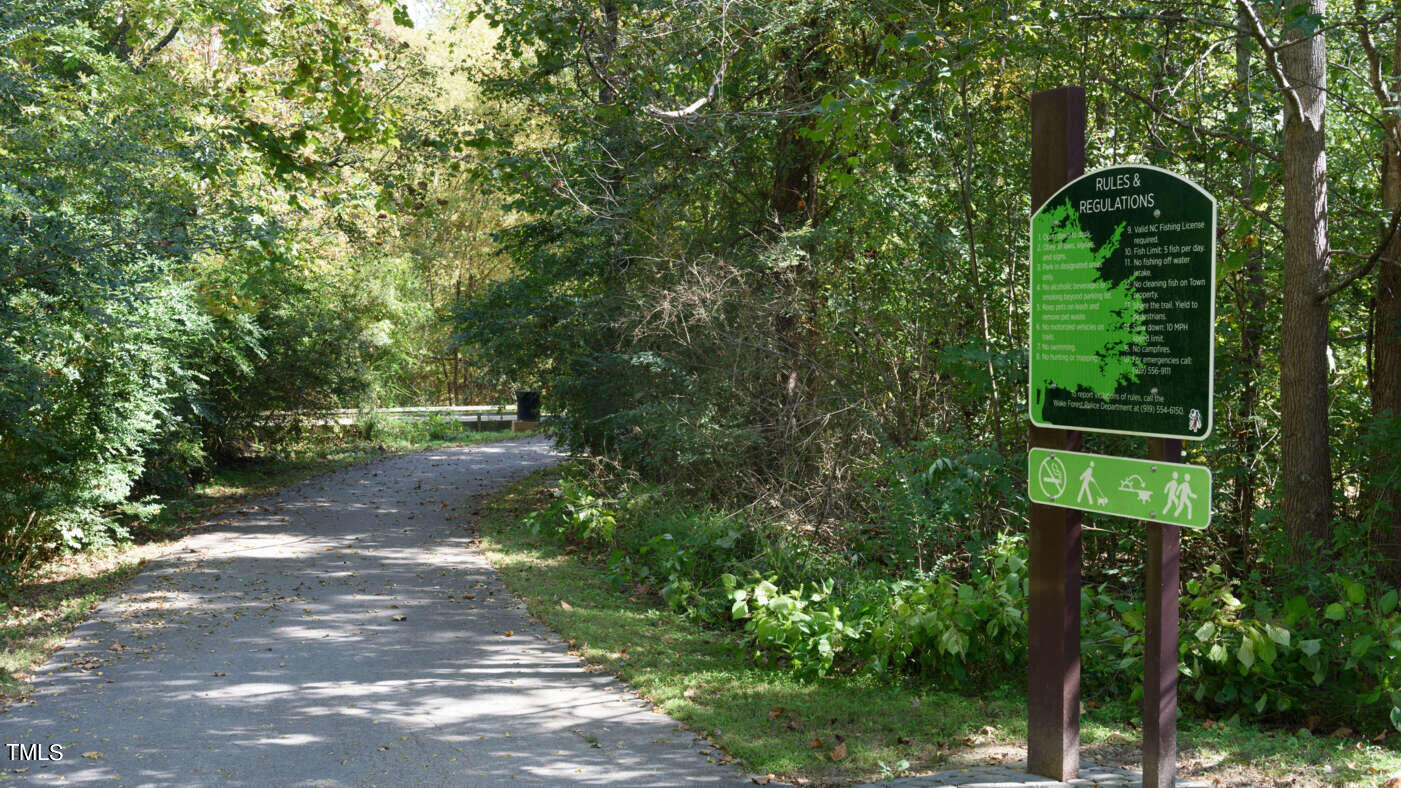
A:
1240 0 1333 548
1377 20 1401 548
767 15 828 459
1351 2 1401 565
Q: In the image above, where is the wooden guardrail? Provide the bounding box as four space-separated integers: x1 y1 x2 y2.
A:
259 406 552 428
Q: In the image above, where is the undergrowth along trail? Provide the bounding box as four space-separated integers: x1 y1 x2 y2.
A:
476 466 1401 786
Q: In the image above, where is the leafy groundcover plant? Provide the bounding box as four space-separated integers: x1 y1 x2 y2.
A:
527 464 1401 736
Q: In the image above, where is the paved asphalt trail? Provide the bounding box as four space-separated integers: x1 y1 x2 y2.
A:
2 438 750 786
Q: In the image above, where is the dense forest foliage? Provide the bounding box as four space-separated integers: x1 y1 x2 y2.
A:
461 0 1401 730
8 0 1401 742
0 0 515 572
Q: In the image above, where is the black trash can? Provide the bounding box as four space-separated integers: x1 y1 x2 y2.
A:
515 390 541 422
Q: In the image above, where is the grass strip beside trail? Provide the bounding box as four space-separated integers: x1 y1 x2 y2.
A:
474 469 1401 787
1 427 533 706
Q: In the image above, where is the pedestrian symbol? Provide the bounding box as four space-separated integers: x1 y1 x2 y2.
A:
1077 462 1108 506
1163 471 1199 520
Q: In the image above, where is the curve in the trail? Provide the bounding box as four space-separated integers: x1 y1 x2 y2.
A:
1 438 750 786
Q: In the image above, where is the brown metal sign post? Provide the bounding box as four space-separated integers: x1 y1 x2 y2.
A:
1027 85 1214 785
1026 85 1086 781
1144 437 1182 788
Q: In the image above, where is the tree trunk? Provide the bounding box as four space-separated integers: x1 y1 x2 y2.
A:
1234 5 1267 563
957 73 1002 453
598 1 618 105
1372 14 1401 565
767 22 824 453
452 277 462 406
1277 0 1333 550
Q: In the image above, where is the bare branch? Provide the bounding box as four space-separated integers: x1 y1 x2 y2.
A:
644 40 745 120
1098 75 1276 159
1167 37 1234 101
1355 0 1391 107
1320 205 1401 301
1235 0 1304 123
138 22 181 68
577 47 621 100
1076 10 1251 38
1351 0 1401 153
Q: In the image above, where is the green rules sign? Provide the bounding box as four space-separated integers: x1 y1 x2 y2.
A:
1028 448 1211 529
1029 165 1216 440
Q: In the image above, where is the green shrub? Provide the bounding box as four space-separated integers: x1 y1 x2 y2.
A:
1175 568 1401 730
0 277 208 569
526 476 617 543
727 577 860 679
872 437 1023 572
857 532 1028 681
523 469 1401 731
356 411 387 442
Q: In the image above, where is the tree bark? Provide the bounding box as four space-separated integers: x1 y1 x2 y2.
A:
767 21 825 452
1277 1 1333 549
1372 13 1401 564
137 23 181 69
598 1 618 105
108 15 133 62
452 277 462 406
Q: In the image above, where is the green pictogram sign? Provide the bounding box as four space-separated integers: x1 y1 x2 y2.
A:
1029 165 1216 440
1028 448 1211 529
